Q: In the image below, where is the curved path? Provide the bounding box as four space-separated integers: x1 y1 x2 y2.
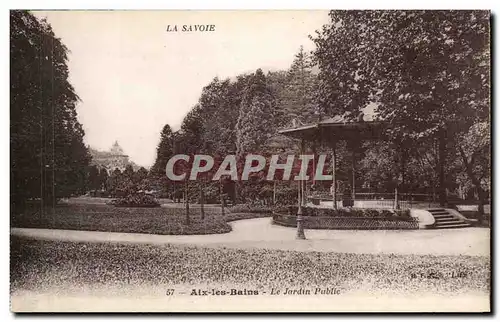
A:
11 218 490 256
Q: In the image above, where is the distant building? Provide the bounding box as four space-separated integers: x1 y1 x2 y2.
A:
89 141 140 173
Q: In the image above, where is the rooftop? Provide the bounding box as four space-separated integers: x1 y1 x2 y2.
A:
278 112 387 142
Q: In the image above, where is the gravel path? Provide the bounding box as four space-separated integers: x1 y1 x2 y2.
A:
11 218 490 256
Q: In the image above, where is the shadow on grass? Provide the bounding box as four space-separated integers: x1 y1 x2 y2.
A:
11 203 274 235
11 203 232 235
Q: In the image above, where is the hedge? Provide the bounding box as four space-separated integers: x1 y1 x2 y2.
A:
228 204 274 214
273 214 419 230
108 193 161 208
275 206 412 220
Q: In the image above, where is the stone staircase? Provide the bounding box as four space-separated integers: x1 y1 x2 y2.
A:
428 208 471 229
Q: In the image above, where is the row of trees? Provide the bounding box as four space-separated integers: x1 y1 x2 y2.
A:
149 10 490 220
148 64 309 206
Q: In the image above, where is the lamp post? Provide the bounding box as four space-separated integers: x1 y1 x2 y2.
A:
220 177 225 218
296 139 306 240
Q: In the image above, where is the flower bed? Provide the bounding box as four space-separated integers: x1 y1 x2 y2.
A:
273 214 418 230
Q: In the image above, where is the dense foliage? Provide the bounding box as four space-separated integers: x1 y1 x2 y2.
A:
311 10 490 216
11 11 91 213
148 10 490 221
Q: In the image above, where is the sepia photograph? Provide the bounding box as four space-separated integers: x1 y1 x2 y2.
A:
9 9 491 313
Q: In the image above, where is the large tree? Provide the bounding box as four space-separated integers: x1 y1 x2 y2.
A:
11 11 90 212
236 68 276 156
280 46 319 126
99 167 109 191
151 124 174 176
86 165 101 194
312 10 490 212
455 121 490 217
196 77 236 155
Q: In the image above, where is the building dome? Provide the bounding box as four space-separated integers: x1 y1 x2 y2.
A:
110 140 125 156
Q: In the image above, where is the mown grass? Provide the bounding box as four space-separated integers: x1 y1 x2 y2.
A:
225 212 272 222
11 203 234 235
10 236 490 296
11 203 273 235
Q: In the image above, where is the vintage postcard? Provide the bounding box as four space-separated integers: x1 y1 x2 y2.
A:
10 10 491 312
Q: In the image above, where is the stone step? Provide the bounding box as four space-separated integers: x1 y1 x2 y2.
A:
433 214 455 218
434 214 460 219
426 208 471 229
434 220 464 225
428 208 446 212
434 220 468 225
435 220 465 225
433 223 471 229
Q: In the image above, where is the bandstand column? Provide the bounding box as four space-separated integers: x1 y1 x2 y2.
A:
350 140 358 206
352 150 356 201
302 145 307 205
331 140 337 210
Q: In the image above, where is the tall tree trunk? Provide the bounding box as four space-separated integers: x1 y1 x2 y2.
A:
476 188 486 224
233 181 238 205
173 182 176 203
400 146 407 192
438 130 447 207
458 145 487 224
273 180 276 206
185 180 190 225
200 181 205 220
220 180 225 217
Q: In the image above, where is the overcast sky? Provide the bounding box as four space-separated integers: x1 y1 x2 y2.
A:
34 10 330 167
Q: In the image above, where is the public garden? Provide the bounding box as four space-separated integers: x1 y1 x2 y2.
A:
10 10 491 311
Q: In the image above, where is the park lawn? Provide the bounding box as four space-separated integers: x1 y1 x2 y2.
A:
11 203 229 235
11 203 272 235
10 236 490 296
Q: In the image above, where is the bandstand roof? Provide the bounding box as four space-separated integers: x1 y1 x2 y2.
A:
278 115 388 143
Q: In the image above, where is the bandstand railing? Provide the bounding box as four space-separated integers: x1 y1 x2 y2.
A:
307 192 438 209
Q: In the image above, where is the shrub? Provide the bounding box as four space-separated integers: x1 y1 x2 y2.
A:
272 214 418 230
275 206 412 220
229 204 274 214
111 193 161 208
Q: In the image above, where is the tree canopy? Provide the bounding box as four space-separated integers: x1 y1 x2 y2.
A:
148 11 490 211
11 10 91 211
